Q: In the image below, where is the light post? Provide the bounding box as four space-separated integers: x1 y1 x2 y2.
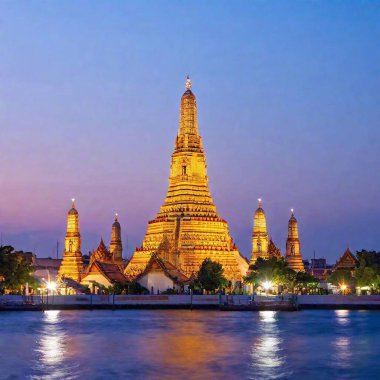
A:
47 281 57 306
262 281 272 296
340 283 347 295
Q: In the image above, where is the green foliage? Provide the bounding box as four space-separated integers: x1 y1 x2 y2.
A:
197 258 228 292
245 257 319 294
353 250 380 292
0 246 36 294
328 269 354 287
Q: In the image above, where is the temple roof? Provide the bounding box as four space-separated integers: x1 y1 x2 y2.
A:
136 253 189 284
268 238 282 258
91 238 113 263
334 248 358 270
83 259 127 284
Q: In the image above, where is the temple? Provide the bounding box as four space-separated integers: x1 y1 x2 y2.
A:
58 199 84 282
250 198 269 264
125 77 249 282
285 209 305 271
81 238 126 291
109 213 123 265
333 248 358 271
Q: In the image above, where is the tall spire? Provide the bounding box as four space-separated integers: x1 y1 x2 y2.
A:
175 75 202 153
250 198 269 264
58 199 84 282
124 78 248 282
285 209 304 271
110 213 123 264
186 75 191 90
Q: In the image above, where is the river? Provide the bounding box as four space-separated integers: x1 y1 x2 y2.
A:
0 309 379 379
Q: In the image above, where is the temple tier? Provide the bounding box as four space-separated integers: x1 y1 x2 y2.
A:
125 78 249 281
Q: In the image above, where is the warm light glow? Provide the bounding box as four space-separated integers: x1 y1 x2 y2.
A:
71 198 75 203
258 198 262 203
262 281 272 291
47 281 57 291
340 284 347 291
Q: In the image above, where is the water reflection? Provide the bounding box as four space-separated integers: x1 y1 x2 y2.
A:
335 309 350 326
333 310 353 369
32 310 78 380
133 312 243 379
40 311 64 365
250 311 288 379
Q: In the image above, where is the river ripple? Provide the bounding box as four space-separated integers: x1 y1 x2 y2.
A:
0 309 379 379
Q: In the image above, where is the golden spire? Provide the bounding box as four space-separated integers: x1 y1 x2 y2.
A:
110 213 123 263
186 75 191 90
285 209 304 271
250 198 269 264
58 199 84 282
124 78 248 282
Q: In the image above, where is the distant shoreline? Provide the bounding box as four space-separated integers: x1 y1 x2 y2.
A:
2 294 380 311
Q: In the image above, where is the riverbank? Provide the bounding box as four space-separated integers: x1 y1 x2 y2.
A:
2 294 380 311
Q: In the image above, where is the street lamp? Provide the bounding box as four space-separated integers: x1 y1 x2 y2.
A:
262 281 272 296
340 283 347 295
46 281 57 305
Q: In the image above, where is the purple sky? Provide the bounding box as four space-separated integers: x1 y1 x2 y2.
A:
0 1 379 263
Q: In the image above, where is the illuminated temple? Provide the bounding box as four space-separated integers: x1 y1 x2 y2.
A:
57 78 307 292
124 77 249 282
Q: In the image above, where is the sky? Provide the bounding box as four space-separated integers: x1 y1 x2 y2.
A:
0 1 379 262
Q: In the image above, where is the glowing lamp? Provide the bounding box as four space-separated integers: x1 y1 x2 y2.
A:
262 281 272 291
47 282 57 291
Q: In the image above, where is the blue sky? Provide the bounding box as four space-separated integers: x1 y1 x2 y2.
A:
0 1 379 262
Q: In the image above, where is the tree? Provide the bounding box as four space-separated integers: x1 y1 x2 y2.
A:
197 258 228 293
0 246 36 294
245 257 319 294
354 252 380 293
328 269 355 289
245 256 289 289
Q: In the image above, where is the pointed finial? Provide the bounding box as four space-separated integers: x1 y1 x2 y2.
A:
115 212 118 221
186 75 191 90
258 198 262 208
290 208 294 215
71 198 76 208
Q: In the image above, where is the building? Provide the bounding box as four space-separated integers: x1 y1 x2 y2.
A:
81 238 126 291
250 199 269 264
124 77 249 282
285 209 305 271
307 258 333 281
57 199 84 282
134 253 189 294
250 198 282 266
333 248 358 271
109 213 123 266
57 200 126 291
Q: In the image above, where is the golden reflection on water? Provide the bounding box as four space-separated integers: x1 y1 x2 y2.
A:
250 311 286 377
40 311 64 365
33 310 78 380
335 309 350 326
333 310 352 368
135 313 241 379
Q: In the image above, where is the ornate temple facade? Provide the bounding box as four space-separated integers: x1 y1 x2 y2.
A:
250 199 269 264
285 210 305 271
81 238 126 290
58 199 84 282
109 214 123 266
333 248 358 271
58 201 125 285
125 78 249 282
